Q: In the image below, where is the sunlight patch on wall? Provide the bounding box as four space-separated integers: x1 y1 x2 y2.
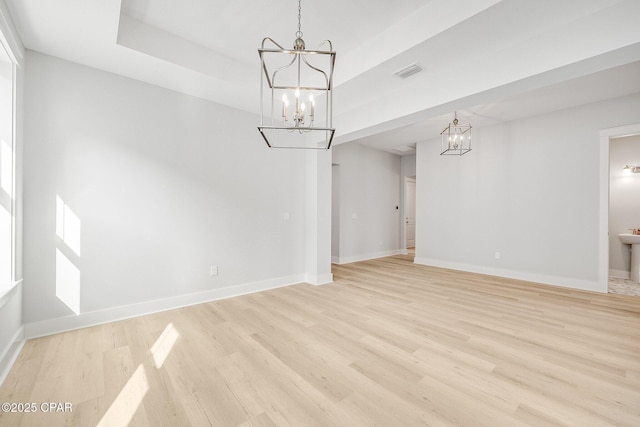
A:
56 195 81 256
55 195 82 314
97 364 149 427
55 248 80 315
150 322 180 369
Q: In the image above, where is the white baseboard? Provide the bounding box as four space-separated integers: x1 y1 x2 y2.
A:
609 269 630 279
0 326 25 387
414 257 606 293
24 274 306 340
305 273 333 286
334 249 402 265
331 256 340 264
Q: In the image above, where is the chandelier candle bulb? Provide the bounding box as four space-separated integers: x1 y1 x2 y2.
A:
282 94 288 120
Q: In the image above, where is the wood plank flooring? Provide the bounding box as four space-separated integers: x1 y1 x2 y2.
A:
1 254 639 426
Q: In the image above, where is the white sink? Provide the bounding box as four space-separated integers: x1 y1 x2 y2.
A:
619 234 640 282
619 233 640 245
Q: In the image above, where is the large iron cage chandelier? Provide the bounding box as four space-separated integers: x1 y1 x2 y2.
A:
440 112 472 155
258 0 336 149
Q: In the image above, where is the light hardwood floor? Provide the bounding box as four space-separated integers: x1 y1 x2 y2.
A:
1 254 639 426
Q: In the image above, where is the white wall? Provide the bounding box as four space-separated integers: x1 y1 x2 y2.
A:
22 51 309 333
332 142 401 263
609 134 640 277
401 154 416 178
415 93 640 292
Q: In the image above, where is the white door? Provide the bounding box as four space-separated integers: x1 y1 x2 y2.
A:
405 178 416 248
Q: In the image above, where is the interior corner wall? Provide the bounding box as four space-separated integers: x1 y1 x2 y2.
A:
331 164 340 262
332 142 401 264
22 51 308 333
304 149 333 285
609 134 640 277
415 92 640 292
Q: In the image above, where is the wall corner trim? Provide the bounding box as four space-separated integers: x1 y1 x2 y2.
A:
305 273 333 286
333 249 402 265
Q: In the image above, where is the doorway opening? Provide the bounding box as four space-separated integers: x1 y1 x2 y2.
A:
600 123 640 296
404 176 416 257
608 133 640 296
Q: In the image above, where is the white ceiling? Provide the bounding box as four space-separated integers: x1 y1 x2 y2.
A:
353 59 640 154
121 0 429 69
5 0 640 155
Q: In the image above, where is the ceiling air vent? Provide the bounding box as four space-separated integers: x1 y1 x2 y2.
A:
393 63 423 79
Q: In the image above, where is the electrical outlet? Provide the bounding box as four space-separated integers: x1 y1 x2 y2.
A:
210 265 218 276
283 212 290 221
495 252 501 260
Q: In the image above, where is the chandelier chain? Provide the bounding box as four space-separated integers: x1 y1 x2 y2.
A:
296 0 303 39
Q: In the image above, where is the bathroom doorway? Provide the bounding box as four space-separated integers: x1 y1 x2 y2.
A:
601 123 640 295
608 133 640 296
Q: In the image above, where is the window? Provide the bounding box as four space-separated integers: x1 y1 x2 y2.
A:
0 46 14 294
